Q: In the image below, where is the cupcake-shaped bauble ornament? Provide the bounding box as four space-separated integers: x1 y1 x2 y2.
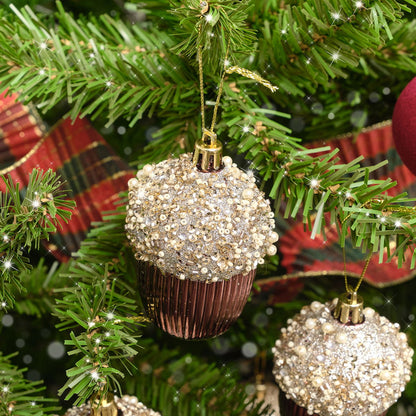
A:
64 395 161 416
126 131 278 339
272 294 413 416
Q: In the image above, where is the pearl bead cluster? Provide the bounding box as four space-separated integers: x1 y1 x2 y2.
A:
126 154 278 282
272 300 413 416
64 395 161 416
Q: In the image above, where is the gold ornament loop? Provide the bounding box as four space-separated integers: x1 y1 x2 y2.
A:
333 291 364 325
193 128 223 172
91 392 118 416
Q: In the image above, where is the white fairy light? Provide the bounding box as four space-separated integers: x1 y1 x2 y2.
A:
2 386 9 393
89 53 95 59
310 179 319 189
224 59 230 67
4 260 12 270
306 58 311 64
105 332 111 337
331 52 340 62
39 69 46 76
105 80 112 88
331 12 341 20
380 217 386 223
205 14 213 23
242 125 250 133
32 199 41 209
90 370 100 381
87 320 95 329
345 191 352 199
107 312 115 320
394 220 402 228
95 338 101 344
1 301 6 308
3 235 9 242
355 1 364 8
281 29 287 34
31 402 36 406
39 42 48 50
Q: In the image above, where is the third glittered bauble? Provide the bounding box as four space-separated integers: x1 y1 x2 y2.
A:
272 300 413 416
392 76 416 176
126 153 278 339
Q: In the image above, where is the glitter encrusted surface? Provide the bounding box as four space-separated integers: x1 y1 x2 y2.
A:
272 300 414 416
64 395 161 416
126 154 278 282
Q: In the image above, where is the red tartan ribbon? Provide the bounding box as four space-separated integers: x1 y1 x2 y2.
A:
278 123 416 287
0 89 134 261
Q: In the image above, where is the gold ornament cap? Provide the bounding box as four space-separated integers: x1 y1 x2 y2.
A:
193 128 223 172
91 392 118 416
333 291 364 324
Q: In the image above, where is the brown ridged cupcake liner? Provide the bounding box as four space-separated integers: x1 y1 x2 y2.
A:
138 262 256 340
278 390 387 416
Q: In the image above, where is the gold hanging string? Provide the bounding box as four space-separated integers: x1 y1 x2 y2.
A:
197 2 277 136
225 66 279 92
342 245 371 294
342 246 351 292
254 350 267 401
197 8 230 135
209 40 230 133
197 41 206 131
353 253 372 293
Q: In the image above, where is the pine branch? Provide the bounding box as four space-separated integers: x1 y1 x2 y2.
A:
0 352 59 416
171 0 257 73
218 88 416 268
1 0 415 139
0 169 74 309
12 259 71 317
53 211 144 406
0 1 197 127
255 0 416 95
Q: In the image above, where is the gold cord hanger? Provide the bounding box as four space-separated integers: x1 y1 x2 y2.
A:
193 2 278 172
333 246 371 324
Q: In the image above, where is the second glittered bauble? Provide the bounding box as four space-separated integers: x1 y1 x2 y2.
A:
126 153 278 339
272 300 413 416
392 77 416 176
64 395 161 416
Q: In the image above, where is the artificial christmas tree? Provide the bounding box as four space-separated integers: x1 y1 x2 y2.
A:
1 1 416 415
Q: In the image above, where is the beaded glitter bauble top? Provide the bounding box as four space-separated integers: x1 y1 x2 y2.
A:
272 300 413 416
126 153 278 282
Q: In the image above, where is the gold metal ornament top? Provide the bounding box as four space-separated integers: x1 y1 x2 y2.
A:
91 392 118 416
193 128 223 172
333 292 364 324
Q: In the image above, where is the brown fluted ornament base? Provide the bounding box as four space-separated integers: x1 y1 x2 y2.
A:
278 390 387 416
138 263 256 340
